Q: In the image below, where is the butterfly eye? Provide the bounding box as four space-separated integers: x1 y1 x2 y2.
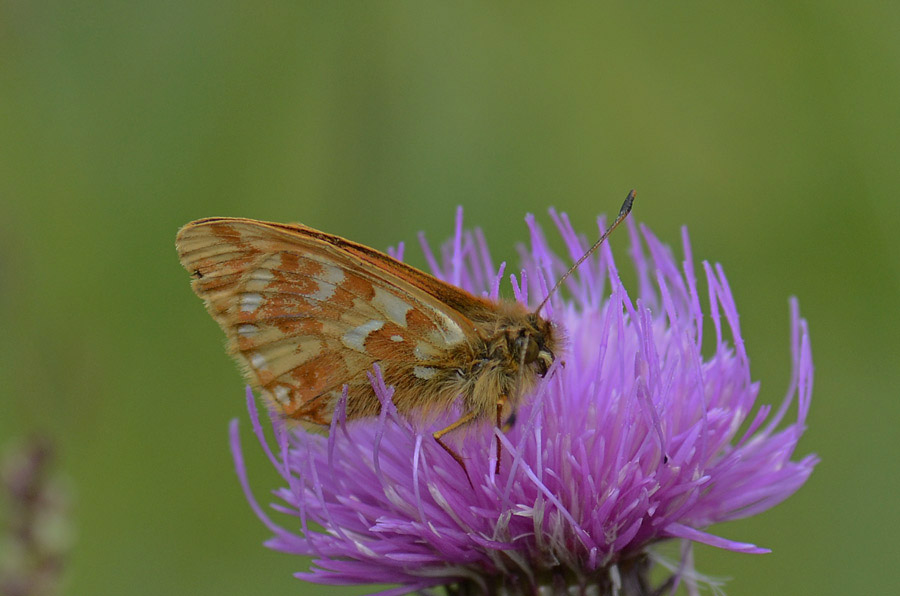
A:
518 336 553 377
536 348 554 377
521 336 540 365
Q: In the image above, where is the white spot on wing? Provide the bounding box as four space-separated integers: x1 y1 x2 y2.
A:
434 309 465 345
237 324 258 337
250 352 268 369
273 385 291 405
372 287 413 327
251 269 274 281
240 293 263 312
341 320 384 352
308 263 345 302
414 341 437 360
263 254 282 269
390 335 404 343
413 366 438 380
320 263 345 284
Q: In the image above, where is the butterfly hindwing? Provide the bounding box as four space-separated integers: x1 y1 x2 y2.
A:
176 218 478 424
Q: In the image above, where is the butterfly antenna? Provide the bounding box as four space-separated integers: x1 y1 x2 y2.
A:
535 189 636 314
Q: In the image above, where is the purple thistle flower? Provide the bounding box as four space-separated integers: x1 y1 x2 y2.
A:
230 208 816 595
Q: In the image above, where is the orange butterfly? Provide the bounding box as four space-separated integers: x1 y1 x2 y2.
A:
176 192 634 474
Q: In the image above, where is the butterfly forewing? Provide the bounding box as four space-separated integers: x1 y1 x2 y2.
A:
176 218 479 424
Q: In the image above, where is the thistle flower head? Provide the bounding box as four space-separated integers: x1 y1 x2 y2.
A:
230 208 816 595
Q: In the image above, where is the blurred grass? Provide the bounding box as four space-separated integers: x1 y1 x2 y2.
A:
1 1 898 595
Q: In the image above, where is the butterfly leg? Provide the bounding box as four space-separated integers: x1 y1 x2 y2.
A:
433 411 477 487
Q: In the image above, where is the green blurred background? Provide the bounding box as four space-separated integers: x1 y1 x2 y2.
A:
1 2 898 595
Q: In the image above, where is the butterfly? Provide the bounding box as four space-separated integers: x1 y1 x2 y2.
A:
176 191 634 477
